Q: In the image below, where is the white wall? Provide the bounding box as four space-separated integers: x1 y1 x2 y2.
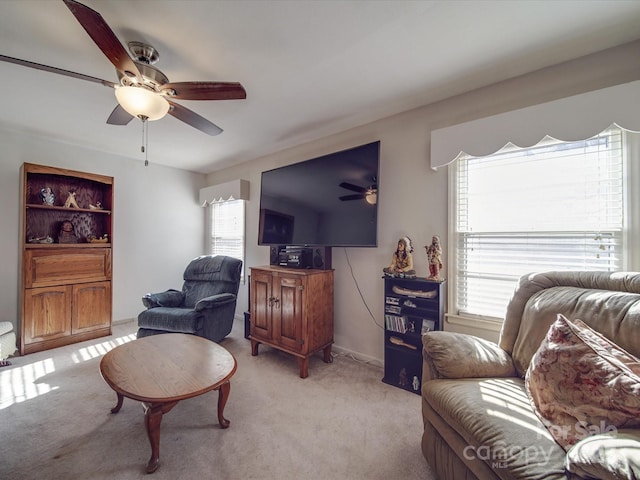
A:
0 129 206 334
207 40 640 362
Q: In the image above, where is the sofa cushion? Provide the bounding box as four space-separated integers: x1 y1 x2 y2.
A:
502 273 640 377
525 314 640 450
565 429 640 479
423 377 567 479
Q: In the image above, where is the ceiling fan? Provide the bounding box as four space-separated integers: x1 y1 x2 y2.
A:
339 180 378 205
0 0 246 137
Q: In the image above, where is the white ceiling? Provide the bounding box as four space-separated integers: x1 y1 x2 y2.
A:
1 0 640 174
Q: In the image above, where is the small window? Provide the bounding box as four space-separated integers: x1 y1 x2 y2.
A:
209 199 245 281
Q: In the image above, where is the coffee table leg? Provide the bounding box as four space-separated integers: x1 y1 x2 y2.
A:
144 401 178 474
111 392 124 414
217 381 231 429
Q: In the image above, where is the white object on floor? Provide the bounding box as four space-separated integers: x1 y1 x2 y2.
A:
0 322 17 360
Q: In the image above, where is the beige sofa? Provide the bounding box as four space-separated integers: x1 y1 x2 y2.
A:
421 271 640 480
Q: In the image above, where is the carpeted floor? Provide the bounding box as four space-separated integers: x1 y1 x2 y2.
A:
0 319 435 479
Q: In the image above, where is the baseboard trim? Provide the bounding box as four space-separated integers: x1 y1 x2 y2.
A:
113 318 136 326
332 344 383 369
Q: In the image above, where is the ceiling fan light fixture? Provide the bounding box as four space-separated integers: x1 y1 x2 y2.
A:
365 191 377 205
114 86 169 121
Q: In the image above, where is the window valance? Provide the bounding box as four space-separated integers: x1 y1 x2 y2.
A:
430 80 640 169
199 179 250 205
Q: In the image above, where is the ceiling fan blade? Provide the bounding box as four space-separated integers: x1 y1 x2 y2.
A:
339 194 366 201
167 100 223 136
162 82 247 101
62 0 141 79
106 104 133 125
0 54 116 87
339 182 367 193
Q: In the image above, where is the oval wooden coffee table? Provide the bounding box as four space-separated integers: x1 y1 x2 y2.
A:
100 333 237 473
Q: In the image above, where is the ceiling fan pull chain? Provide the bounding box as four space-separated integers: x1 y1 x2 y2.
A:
141 116 149 166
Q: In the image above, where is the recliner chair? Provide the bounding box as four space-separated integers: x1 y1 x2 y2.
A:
137 255 242 343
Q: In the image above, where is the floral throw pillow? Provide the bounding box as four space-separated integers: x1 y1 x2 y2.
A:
525 314 640 450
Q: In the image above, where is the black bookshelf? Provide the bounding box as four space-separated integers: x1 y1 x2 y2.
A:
382 276 446 394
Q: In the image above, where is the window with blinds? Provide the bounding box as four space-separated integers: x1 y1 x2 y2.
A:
209 199 245 280
453 127 624 320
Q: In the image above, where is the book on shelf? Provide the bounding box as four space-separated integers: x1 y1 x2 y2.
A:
385 314 408 333
385 296 400 305
385 305 401 315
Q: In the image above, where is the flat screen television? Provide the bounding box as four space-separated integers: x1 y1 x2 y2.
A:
258 141 380 247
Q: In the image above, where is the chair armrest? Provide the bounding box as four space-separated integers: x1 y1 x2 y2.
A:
194 293 236 311
422 331 516 381
142 289 184 309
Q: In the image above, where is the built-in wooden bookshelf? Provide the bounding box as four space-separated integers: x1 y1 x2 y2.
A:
20 163 114 355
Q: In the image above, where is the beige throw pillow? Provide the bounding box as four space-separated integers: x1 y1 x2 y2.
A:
525 314 640 450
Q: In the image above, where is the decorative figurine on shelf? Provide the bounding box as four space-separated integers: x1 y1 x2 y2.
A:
58 220 78 244
383 236 416 278
87 234 109 243
425 234 444 281
398 367 408 387
40 187 55 206
28 235 53 244
89 201 102 210
412 375 420 391
63 190 79 208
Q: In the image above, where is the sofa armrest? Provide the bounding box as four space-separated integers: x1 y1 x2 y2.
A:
422 331 516 380
142 289 184 308
194 293 236 312
566 429 640 480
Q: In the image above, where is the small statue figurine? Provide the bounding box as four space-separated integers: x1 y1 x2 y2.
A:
398 367 408 387
383 236 416 278
28 235 53 244
412 375 420 391
63 191 79 208
40 187 55 206
89 201 102 210
425 235 443 281
87 233 109 243
58 220 78 244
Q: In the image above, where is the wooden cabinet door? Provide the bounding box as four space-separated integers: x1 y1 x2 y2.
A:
273 273 304 353
23 285 72 344
250 269 273 340
72 281 112 333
